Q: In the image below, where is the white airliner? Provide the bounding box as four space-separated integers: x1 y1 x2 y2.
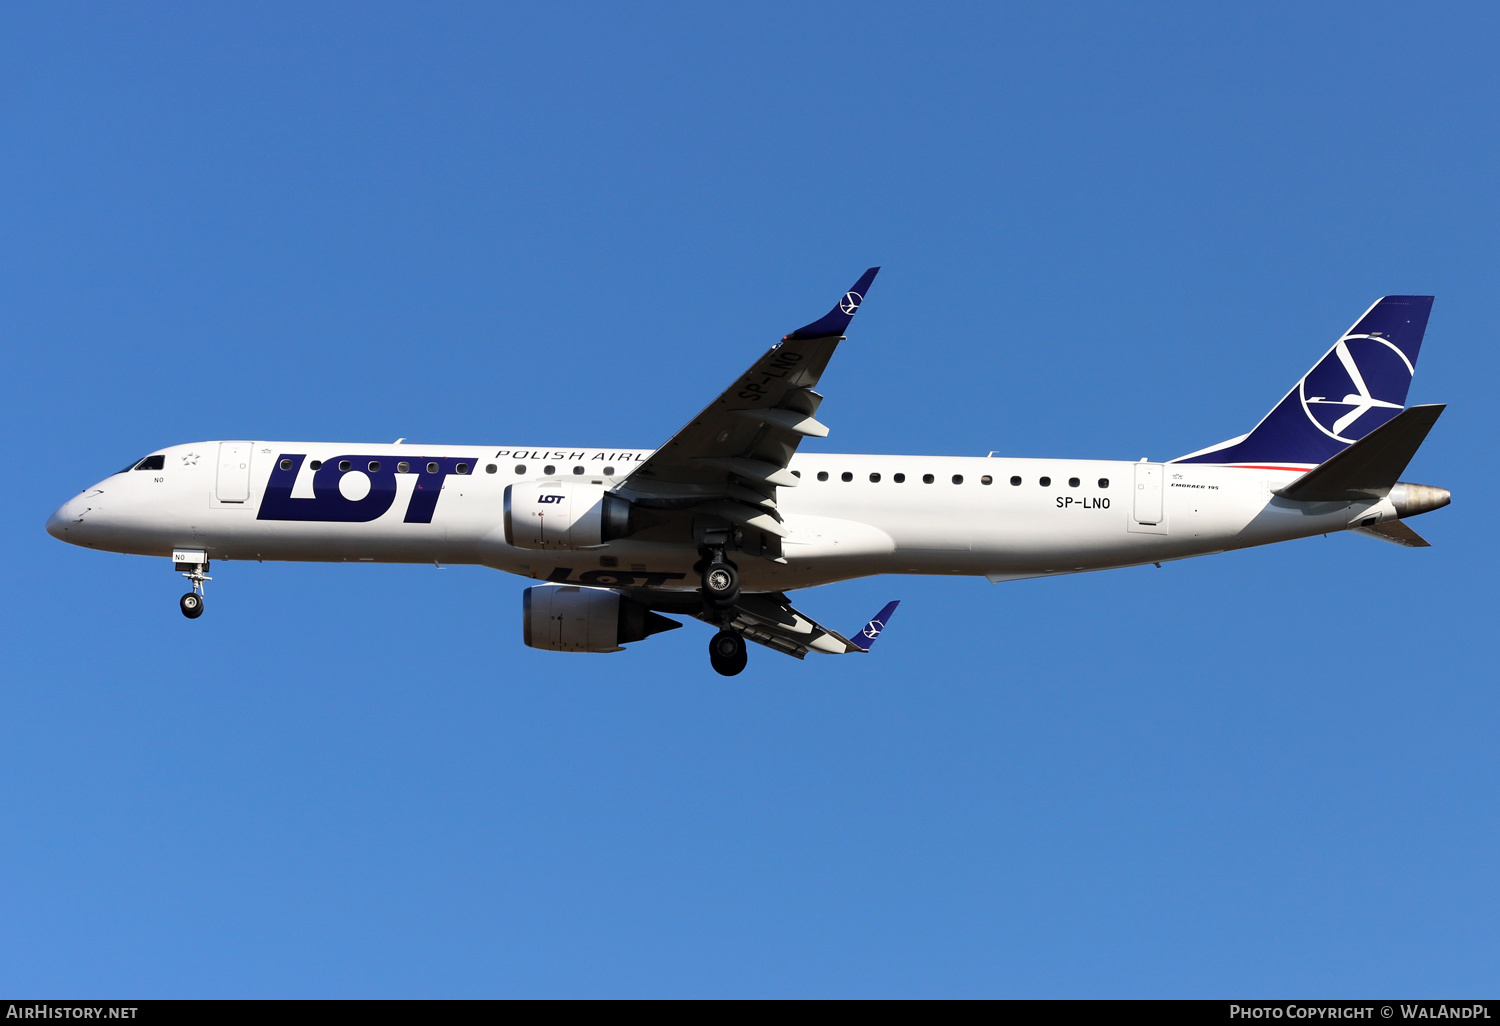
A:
47 270 1450 675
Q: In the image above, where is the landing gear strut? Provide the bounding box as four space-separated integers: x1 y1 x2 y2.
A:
179 560 210 619
709 630 747 676
698 542 744 673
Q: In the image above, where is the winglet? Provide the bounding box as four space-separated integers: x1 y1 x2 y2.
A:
848 600 899 652
784 267 880 341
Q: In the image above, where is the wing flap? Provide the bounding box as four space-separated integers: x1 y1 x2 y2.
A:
706 592 859 658
739 407 830 437
694 500 788 537
697 457 801 489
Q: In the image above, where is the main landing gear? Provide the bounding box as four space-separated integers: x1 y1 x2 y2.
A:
699 545 745 675
178 559 210 619
700 554 739 609
709 630 747 677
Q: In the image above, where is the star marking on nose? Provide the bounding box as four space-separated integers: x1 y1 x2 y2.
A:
182 452 200 465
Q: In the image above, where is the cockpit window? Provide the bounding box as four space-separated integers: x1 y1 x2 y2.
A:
133 455 165 471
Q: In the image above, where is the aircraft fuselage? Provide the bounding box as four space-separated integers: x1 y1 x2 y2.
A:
47 440 1378 592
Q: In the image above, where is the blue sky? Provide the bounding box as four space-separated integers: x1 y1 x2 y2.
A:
2 2 1496 997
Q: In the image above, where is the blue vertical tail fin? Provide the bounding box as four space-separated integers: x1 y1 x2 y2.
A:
1174 296 1434 468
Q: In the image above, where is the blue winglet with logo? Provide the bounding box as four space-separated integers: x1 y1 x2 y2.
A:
784 267 881 341
848 600 899 652
1174 296 1434 468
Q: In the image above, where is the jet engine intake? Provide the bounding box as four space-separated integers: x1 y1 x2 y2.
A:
522 585 681 652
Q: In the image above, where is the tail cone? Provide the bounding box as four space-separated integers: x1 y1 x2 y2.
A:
1390 481 1451 518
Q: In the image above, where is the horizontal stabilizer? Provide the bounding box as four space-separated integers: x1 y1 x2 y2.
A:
1276 404 1445 501
1352 520 1431 547
848 600 899 652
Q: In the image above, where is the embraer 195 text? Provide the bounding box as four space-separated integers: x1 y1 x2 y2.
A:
47 270 1450 675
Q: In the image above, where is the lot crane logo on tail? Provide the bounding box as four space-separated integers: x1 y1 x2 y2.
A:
1300 334 1414 442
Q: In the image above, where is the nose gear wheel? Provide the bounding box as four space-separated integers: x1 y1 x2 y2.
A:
178 560 211 619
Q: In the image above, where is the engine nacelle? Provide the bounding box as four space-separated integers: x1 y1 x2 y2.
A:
503 481 633 551
522 585 681 653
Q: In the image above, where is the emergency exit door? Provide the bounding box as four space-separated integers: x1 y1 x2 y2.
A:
1132 462 1163 525
216 442 252 503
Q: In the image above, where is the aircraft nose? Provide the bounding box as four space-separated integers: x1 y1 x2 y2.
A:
46 493 97 543
46 501 72 540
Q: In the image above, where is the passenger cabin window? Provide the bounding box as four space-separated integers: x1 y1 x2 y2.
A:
1098 478 1109 488
952 474 963 485
981 475 992 485
870 472 881 483
544 465 556 475
791 470 801 478
134 455 165 471
485 464 497 474
817 471 829 481
427 462 440 474
456 463 470 475
573 466 584 475
279 459 293 471
894 473 905 483
841 472 853 482
1068 477 1079 488
604 467 615 476
398 462 411 474
515 465 526 475
1039 476 1051 486
922 474 934 484
368 461 381 473
1010 476 1021 486
309 460 323 471
339 461 352 472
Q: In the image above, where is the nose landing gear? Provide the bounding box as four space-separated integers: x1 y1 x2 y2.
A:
177 557 210 619
709 630 747 676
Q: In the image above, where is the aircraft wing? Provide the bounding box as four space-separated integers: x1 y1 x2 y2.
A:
694 592 899 659
615 268 879 551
